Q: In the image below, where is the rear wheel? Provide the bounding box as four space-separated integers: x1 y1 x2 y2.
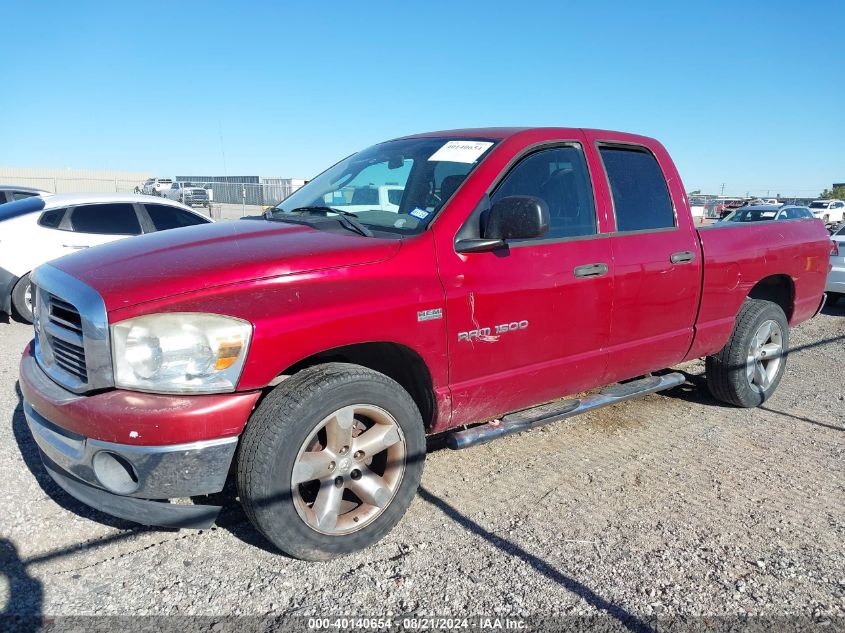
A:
11 273 33 323
827 293 841 306
237 363 425 560
706 299 789 407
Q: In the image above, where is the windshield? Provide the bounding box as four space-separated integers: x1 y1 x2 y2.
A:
809 201 829 209
267 137 498 236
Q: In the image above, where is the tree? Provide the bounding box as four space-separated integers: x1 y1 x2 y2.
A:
819 186 845 200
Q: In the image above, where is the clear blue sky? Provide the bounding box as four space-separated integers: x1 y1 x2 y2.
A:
2 1 842 197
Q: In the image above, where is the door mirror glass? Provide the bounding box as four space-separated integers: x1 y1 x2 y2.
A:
484 195 549 240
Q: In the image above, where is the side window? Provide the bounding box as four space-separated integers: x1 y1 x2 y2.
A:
145 204 208 231
600 146 675 232
491 145 597 240
38 208 67 228
70 204 142 235
387 189 403 206
12 192 37 201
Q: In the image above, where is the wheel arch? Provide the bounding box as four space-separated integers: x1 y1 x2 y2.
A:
275 342 437 431
747 274 794 321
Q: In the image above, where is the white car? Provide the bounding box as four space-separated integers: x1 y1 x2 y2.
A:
141 178 174 196
324 184 405 213
808 199 845 224
0 193 212 323
161 181 210 207
826 224 845 306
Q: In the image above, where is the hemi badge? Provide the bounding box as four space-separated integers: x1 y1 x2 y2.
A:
417 308 443 322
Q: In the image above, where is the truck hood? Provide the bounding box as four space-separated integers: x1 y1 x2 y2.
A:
50 220 401 312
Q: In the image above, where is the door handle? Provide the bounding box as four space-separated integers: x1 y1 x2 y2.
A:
62 244 90 250
670 250 696 264
573 262 609 278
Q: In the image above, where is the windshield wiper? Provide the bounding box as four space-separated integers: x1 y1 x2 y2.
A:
279 206 375 237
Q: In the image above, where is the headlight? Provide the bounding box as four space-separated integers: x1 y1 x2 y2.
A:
111 313 252 394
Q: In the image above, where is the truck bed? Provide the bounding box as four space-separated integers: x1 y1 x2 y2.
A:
686 218 830 360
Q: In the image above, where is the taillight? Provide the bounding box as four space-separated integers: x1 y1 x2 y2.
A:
832 240 840 256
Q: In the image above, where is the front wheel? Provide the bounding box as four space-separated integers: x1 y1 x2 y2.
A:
237 363 425 560
11 273 34 323
706 299 789 407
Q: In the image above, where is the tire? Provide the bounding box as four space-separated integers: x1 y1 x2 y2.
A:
827 293 841 306
11 273 33 323
706 299 789 407
237 363 425 560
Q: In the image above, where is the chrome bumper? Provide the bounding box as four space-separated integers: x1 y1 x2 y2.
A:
25 402 238 528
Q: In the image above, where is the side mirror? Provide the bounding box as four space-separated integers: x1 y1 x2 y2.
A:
484 195 549 240
455 195 549 254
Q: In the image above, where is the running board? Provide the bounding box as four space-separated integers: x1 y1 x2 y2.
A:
446 372 686 450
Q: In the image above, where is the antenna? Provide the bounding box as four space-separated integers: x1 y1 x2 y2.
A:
218 119 228 177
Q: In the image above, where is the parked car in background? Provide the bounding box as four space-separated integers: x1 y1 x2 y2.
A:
141 178 173 196
322 184 405 213
826 224 845 305
0 193 212 323
809 199 845 224
0 185 50 203
720 205 813 223
688 196 707 221
162 182 210 207
704 197 743 219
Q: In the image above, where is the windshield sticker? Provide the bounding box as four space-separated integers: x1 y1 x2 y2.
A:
410 208 430 220
428 141 494 164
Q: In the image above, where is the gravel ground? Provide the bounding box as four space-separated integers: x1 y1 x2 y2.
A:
1 305 843 630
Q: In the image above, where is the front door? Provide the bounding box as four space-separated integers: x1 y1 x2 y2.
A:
438 141 614 426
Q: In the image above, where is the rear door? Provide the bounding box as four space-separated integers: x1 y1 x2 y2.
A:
585 135 702 381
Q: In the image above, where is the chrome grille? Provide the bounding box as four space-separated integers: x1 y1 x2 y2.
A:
48 295 83 334
31 264 114 394
41 292 89 383
49 333 88 381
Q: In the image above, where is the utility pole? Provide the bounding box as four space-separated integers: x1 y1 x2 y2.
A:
720 183 725 196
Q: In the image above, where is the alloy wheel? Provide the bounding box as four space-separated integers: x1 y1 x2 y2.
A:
291 404 406 535
746 319 783 391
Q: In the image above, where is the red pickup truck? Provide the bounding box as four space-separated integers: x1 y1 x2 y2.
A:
20 128 829 560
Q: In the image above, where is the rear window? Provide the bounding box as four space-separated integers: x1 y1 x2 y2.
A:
38 208 66 228
70 204 142 235
145 204 209 231
600 146 675 231
809 201 829 209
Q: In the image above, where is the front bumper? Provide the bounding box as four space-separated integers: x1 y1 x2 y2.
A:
25 403 235 528
0 266 18 315
19 345 261 528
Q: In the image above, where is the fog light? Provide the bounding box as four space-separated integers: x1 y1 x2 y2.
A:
92 451 140 495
